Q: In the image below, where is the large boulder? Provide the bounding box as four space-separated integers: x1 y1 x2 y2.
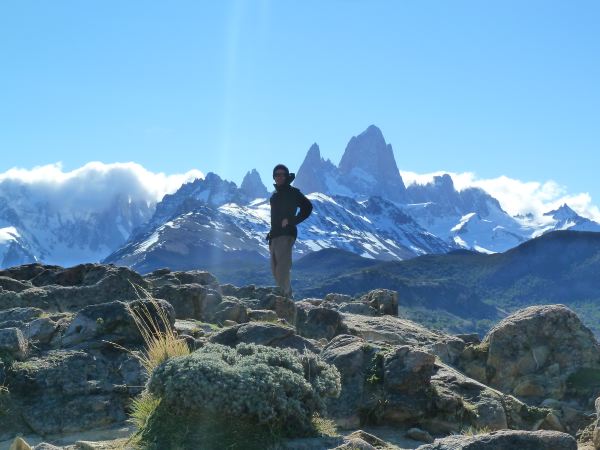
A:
145 268 220 291
321 334 552 434
464 305 600 402
153 283 222 320
61 298 175 348
0 276 33 293
321 334 436 429
341 313 465 364
0 327 28 360
209 322 318 353
208 297 249 324
359 289 398 316
6 349 144 434
220 285 297 324
0 264 149 312
415 429 576 450
0 307 43 326
220 284 279 301
295 301 348 340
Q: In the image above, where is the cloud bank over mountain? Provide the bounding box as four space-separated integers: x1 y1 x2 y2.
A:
401 170 600 223
0 162 204 211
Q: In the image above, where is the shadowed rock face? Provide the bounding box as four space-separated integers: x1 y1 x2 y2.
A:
338 125 407 202
239 169 268 201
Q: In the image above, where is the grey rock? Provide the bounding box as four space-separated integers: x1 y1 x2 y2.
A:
32 444 62 450
149 269 220 288
406 427 434 443
456 333 481 345
0 264 148 312
62 298 175 348
383 346 435 393
220 284 279 301
0 327 28 360
209 322 318 353
415 429 576 450
210 297 249 324
0 276 33 292
295 302 347 340
153 283 221 320
337 302 378 316
324 293 354 304
334 438 376 450
345 430 389 447
321 334 435 428
360 289 398 316
25 317 58 345
7 350 129 434
480 305 600 401
0 307 43 325
341 313 465 364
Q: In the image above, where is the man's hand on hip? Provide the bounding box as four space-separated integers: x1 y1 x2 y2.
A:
281 218 289 227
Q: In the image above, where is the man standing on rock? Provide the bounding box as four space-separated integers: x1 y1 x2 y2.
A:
267 164 313 299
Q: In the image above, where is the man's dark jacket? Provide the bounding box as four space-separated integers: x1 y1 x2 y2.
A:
269 183 313 240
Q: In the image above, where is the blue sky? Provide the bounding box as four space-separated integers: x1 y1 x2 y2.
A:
0 1 598 207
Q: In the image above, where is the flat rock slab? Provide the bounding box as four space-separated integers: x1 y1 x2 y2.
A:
415 429 577 450
341 314 465 363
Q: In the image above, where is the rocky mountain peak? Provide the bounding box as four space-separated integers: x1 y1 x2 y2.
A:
338 125 407 201
240 169 268 200
305 142 321 161
432 174 455 192
190 172 241 206
544 203 578 220
294 143 338 194
338 125 393 175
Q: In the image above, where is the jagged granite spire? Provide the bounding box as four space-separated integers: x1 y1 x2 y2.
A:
338 125 407 201
294 143 338 194
240 169 268 200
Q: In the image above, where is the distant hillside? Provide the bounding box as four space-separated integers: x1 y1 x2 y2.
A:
289 230 600 335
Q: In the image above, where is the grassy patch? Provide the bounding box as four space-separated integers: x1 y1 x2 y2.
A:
311 414 339 437
460 425 491 436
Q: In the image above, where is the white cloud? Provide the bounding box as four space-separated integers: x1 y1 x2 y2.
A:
0 162 204 214
401 170 600 223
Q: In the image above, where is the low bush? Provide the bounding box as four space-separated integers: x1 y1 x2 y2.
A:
138 343 341 449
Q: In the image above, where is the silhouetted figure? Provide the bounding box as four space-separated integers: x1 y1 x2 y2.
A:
267 164 313 298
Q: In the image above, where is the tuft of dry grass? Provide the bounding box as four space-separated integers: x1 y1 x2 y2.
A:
122 283 191 448
460 425 492 436
311 414 339 437
129 390 162 431
126 282 190 374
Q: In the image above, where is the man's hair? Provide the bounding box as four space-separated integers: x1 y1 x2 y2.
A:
272 164 290 178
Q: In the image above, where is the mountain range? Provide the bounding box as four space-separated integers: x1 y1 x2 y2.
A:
0 125 598 270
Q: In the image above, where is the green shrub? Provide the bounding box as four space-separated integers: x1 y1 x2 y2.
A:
140 343 341 448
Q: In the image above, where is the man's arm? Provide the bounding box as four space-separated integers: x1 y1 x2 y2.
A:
293 191 313 225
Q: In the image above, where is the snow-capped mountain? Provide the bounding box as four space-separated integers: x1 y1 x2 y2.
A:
2 124 599 270
540 204 600 234
0 184 153 268
295 125 408 201
104 190 454 273
402 174 535 253
103 124 600 272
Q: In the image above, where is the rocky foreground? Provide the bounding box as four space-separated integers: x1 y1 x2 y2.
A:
0 263 600 449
